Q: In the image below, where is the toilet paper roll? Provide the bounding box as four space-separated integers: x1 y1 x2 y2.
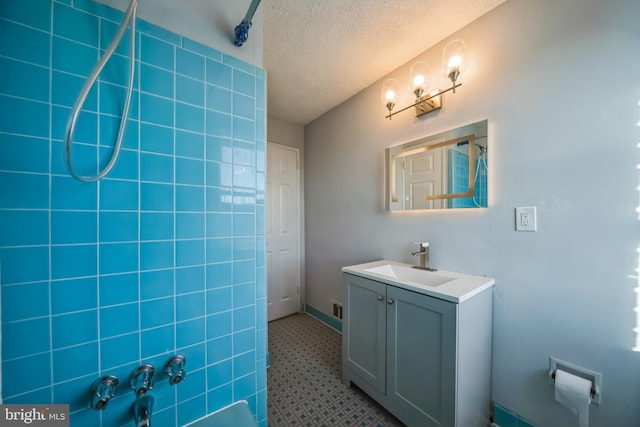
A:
554 369 592 427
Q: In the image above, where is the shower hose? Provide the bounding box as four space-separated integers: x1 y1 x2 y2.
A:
64 0 138 182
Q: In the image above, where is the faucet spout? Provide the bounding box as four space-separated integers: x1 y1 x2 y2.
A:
411 242 437 271
132 395 154 427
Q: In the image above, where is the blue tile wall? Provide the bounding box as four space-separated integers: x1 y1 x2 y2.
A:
0 1 267 426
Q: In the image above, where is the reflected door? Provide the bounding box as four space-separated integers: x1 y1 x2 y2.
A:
266 143 300 321
403 147 444 209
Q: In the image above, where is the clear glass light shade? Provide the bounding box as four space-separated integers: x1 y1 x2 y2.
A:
442 39 466 84
381 79 400 113
409 61 429 99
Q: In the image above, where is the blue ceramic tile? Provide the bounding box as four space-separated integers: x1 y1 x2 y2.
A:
206 161 233 188
256 112 266 141
256 74 266 111
206 238 232 264
176 47 205 80
69 409 101 427
141 63 174 98
207 335 232 365
137 20 181 47
99 178 138 210
207 383 233 413
206 263 232 289
176 266 205 294
207 311 232 339
52 36 97 77
206 287 232 315
51 211 97 245
206 85 231 114
176 76 204 106
176 239 205 267
0 134 49 174
1 282 49 323
100 302 138 338
140 212 174 241
206 110 232 138
234 283 255 308
520 418 537 427
53 374 96 412
176 317 205 348
53 2 99 47
234 141 256 167
99 52 134 88
183 343 206 371
141 297 174 329
3 317 50 360
176 157 204 185
176 292 205 322
141 324 175 358
206 136 233 163
99 82 139 119
74 0 122 22
100 147 138 180
225 55 255 75
255 206 265 236
51 175 97 210
233 165 256 189
176 213 205 239
140 122 174 155
140 269 174 300
140 152 174 183
256 326 266 360
99 393 138 427
51 277 97 314
100 20 132 57
234 260 255 286
176 366 205 402
52 310 98 348
53 140 98 177
176 102 204 133
231 189 255 213
233 372 256 401
52 341 99 382
0 57 49 102
234 213 255 237
176 130 205 160
101 118 138 152
234 328 255 356
0 95 50 138
177 393 206 427
182 39 222 62
140 182 174 211
2 353 51 398
256 267 266 299
234 351 255 377
234 306 255 331
256 237 265 268
0 209 48 246
207 359 232 387
233 237 255 261
206 213 232 238
51 244 97 279
140 93 174 127
233 69 255 97
233 117 255 142
140 34 175 71
176 184 204 212
3 387 53 405
0 20 50 66
256 140 265 173
99 211 137 243
494 404 519 427
52 70 97 110
206 186 233 213
206 60 231 88
0 0 51 31
100 242 138 275
256 172 265 203
99 272 138 307
52 105 97 143
140 241 174 271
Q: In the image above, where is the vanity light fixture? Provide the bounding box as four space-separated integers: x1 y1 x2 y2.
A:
383 39 466 120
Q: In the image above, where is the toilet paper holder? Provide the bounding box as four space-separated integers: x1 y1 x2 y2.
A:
548 356 601 405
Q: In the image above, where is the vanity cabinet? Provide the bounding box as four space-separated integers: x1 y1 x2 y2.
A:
342 273 492 427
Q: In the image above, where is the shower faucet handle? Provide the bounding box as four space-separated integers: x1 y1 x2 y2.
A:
130 364 155 396
90 375 119 410
164 354 187 385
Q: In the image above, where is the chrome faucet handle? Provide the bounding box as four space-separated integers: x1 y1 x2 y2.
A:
90 375 119 410
164 354 187 385
130 364 155 396
411 241 429 249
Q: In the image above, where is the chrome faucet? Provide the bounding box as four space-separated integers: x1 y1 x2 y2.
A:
411 242 437 271
132 395 154 427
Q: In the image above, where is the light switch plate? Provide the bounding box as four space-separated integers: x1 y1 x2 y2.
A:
515 207 537 231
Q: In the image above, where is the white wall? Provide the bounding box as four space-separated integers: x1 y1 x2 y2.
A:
304 0 640 425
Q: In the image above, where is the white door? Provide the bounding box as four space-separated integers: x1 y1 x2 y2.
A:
266 143 300 321
404 147 444 209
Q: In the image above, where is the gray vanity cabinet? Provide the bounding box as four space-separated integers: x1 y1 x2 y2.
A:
342 273 492 427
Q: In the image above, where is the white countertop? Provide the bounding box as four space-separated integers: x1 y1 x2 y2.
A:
342 259 495 303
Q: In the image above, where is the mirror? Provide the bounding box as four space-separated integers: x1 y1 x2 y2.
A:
385 119 488 210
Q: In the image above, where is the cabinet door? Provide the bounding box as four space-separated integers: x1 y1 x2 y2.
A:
386 286 457 427
342 274 387 394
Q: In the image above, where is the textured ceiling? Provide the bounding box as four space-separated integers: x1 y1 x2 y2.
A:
264 0 506 125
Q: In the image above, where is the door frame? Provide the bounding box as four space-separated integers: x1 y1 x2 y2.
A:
266 141 304 318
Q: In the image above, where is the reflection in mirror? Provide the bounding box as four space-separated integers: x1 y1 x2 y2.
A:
385 119 488 210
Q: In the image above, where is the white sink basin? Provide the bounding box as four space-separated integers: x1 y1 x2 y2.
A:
365 264 455 287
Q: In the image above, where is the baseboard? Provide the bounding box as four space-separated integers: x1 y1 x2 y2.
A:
303 304 342 333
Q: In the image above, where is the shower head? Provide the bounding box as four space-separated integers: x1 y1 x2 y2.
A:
233 0 262 47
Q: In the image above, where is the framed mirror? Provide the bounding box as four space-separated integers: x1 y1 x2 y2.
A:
385 119 488 210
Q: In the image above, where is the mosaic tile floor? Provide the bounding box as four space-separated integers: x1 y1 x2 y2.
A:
267 313 405 426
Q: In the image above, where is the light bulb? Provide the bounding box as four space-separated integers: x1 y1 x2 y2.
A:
409 61 429 99
442 40 466 91
381 79 400 115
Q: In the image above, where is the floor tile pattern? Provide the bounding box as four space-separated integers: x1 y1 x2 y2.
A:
267 313 404 426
